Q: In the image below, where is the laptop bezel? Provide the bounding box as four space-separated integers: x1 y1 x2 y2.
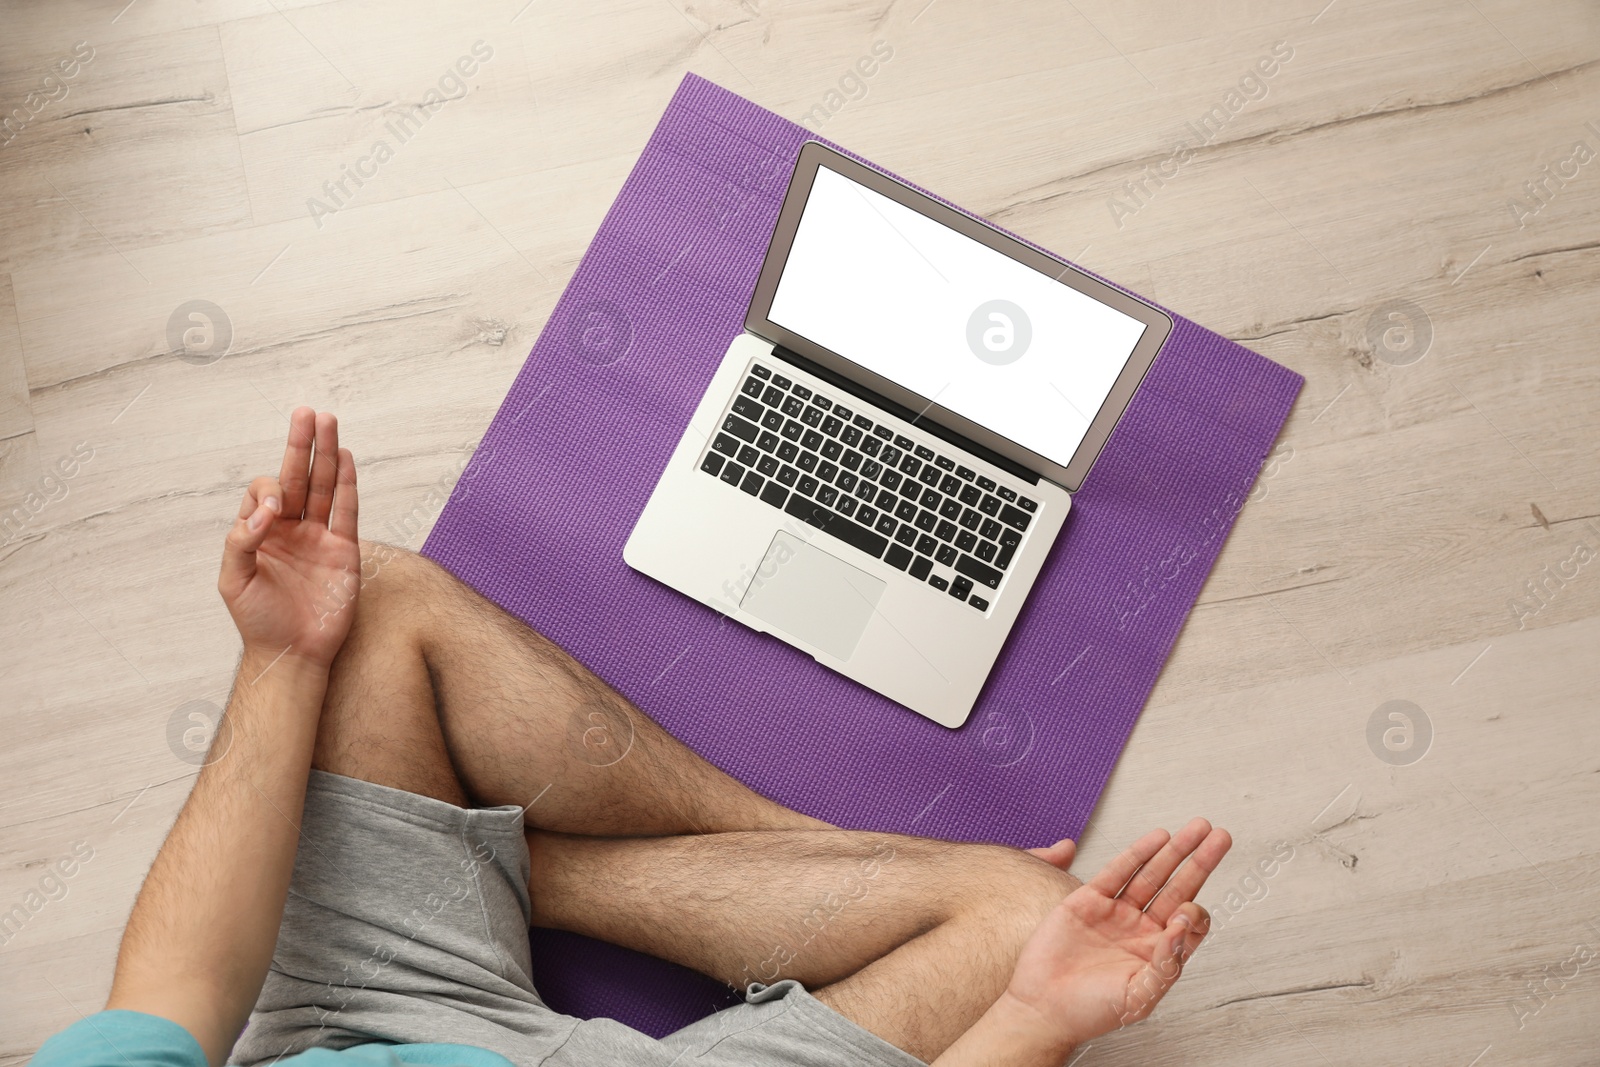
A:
744 140 1173 493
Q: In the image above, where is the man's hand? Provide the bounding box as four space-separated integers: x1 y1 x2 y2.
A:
219 408 360 669
935 819 1231 1066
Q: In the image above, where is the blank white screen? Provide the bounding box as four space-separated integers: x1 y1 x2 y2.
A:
767 166 1147 468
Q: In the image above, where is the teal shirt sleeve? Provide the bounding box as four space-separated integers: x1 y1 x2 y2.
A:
30 1012 512 1067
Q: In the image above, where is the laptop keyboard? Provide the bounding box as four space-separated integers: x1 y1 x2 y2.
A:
697 360 1038 613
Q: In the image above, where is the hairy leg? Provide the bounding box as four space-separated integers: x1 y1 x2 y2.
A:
528 829 1080 1062
314 543 823 835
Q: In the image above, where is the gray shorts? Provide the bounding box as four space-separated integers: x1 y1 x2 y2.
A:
231 771 923 1067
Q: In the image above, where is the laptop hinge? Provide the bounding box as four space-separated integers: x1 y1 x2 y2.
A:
769 345 1040 485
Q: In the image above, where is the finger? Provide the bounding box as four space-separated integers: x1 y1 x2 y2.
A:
329 447 359 542
1121 817 1212 910
1026 838 1077 871
1145 827 1233 926
304 411 339 527
1088 828 1171 896
277 407 316 519
219 489 279 596
1123 912 1198 1024
237 476 284 521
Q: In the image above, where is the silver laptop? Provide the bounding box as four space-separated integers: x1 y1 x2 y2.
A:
624 142 1171 728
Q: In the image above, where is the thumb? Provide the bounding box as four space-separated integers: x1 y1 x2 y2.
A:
219 477 282 598
1123 912 1197 1025
1027 838 1077 871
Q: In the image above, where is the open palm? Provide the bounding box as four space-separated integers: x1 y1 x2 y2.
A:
1007 819 1231 1047
218 408 361 669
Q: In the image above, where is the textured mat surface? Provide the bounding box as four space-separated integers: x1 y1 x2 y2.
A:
422 73 1303 1037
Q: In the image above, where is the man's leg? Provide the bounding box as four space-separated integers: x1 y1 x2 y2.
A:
313 542 824 834
527 829 1084 1063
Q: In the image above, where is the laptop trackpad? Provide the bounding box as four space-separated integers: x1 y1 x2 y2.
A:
740 531 884 661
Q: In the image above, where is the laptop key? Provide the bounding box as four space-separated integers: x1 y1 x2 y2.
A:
777 441 799 462
935 543 958 566
999 504 1033 532
720 462 744 486
934 455 955 471
814 395 832 411
885 544 913 570
712 433 740 457
792 384 812 401
757 455 779 477
980 518 1003 541
738 444 759 466
777 464 798 487
800 406 823 428
772 374 793 389
977 476 997 491
861 459 883 480
841 449 863 471
740 471 763 496
841 426 863 447
968 595 989 612
817 485 839 507
837 496 857 518
751 364 772 380
899 480 920 500
880 469 902 491
950 576 973 601
959 508 982 531
959 484 982 506
782 397 804 417
939 498 962 520
976 539 998 562
873 425 893 440
762 410 784 431
914 445 934 461
762 386 784 406
817 460 839 483
916 533 938 555
914 509 938 533
821 439 843 461
781 419 803 441
954 554 1002 590
740 377 764 399
997 485 1017 502
909 555 934 581
855 480 876 501
929 574 950 592
1018 497 1038 513
834 404 853 420
999 527 1022 548
701 452 724 476
875 514 897 537
857 505 879 527
876 489 897 511
899 455 920 477
956 530 978 552
783 494 887 559
797 452 818 473
956 465 976 481
895 500 918 522
920 488 941 509
836 471 857 493
797 474 819 496
822 416 843 437
802 430 824 451
936 520 958 542
940 474 961 495
879 446 902 467
758 431 780 452
861 437 882 457
978 494 1002 516
853 414 874 431
995 542 1016 570
893 435 913 450
918 466 941 487
894 525 917 547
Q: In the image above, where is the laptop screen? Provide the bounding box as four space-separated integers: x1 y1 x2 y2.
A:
765 164 1150 472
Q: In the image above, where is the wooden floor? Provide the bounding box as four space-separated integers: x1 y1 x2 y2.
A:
3 0 1597 1062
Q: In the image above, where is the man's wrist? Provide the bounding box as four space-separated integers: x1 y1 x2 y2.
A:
238 644 333 686
932 992 1080 1067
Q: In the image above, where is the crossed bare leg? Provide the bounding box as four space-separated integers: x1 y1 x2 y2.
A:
310 542 1227 1063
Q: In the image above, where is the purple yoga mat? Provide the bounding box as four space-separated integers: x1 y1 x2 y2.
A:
422 73 1302 1036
